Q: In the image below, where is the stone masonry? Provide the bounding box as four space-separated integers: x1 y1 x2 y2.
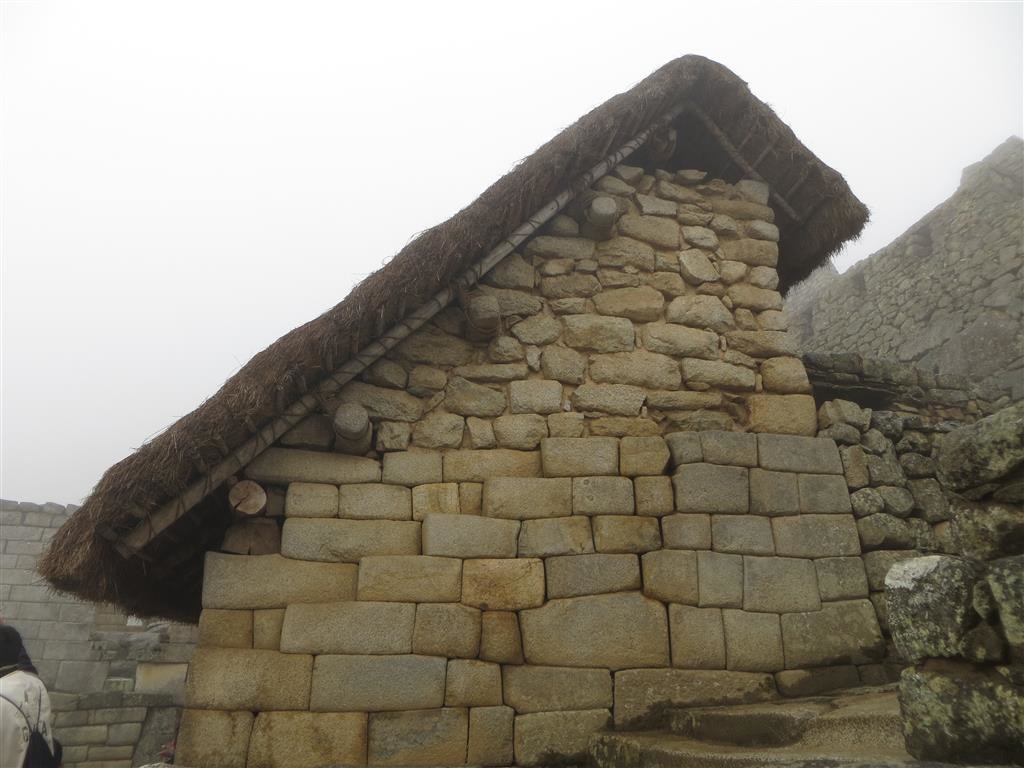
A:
175 165 888 767
788 137 1023 399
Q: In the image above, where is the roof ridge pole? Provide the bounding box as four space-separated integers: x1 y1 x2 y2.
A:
115 103 688 557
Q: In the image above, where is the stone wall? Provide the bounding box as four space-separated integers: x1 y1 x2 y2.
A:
176 166 887 767
787 137 1024 399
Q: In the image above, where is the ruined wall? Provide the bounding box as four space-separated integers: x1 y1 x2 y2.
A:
176 167 886 768
788 137 1024 399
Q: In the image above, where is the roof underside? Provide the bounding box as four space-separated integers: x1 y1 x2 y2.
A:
41 55 869 621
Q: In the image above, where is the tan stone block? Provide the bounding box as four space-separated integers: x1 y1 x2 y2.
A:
761 356 811 394
421 514 519 559
642 322 719 359
573 476 635 515
548 411 585 437
520 592 669 669
700 430 758 467
480 611 523 664
613 668 776 726
245 447 380 485
697 551 743 608
382 451 443 486
134 663 188 701
186 648 312 710
253 609 284 650
771 514 861 558
338 483 411 520
482 476 572 520
503 666 612 713
368 708 468 766
663 513 712 549
284 482 338 518
176 709 253 768
619 436 671 476
468 706 514 767
674 463 749 513
798 473 854 514
747 394 817 435
541 437 619 476
635 476 675 516
445 659 503 707
718 238 778 267
562 314 635 353
712 515 774 555
743 556 820 613
412 482 460 519
310 654 445 711
572 382 646 416
514 709 610 767
518 516 593 558
197 609 252 649
443 449 542 482
589 416 663 437
280 601 414 654
413 603 482 658
202 553 357 609
593 515 661 553
493 413 548 449
509 380 563 415
591 349 681 390
281 518 420 562
246 712 366 768
459 482 483 515
757 434 843 474
749 468 800 516
670 605 726 669
357 555 462 602
642 549 699 604
723 609 784 672
815 556 869 600
338 380 424 421
526 235 595 260
593 285 666 322
545 553 640 599
781 600 884 668
463 558 545 610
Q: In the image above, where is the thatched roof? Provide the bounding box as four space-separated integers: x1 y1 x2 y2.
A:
40 55 869 621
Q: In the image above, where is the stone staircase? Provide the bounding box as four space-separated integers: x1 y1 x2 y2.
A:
588 686 968 768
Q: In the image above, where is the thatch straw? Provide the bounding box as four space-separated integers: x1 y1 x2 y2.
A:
40 55 868 621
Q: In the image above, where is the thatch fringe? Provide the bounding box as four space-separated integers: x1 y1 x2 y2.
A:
40 55 868 620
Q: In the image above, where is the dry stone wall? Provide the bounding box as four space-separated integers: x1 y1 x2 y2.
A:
177 165 888 767
787 137 1024 399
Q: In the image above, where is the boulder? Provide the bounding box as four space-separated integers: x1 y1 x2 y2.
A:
936 400 1024 492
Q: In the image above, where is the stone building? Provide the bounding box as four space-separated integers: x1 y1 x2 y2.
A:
787 136 1024 399
39 55 994 767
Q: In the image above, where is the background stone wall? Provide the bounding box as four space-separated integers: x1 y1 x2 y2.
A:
787 137 1023 399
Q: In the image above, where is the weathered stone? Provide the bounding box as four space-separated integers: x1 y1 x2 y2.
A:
774 666 861 698
747 394 818 435
757 434 844 474
700 431 757 467
593 515 661 553
850 487 885 517
545 553 641 599
542 437 619 476
697 551 743 608
285 482 338 518
375 421 411 452
396 326 475 366
518 516 593 558
618 214 679 249
540 273 602 299
458 483 483 515
382 451 443 486
636 192 677 216
674 463 749 513
562 314 635 353
280 601 414 654
591 285 665 323
468 706 514 767
492 413 547 450
781 600 884 668
245 448 380 485
595 236 656 270
818 399 871 431
821 423 862 445
936 400 1024 492
613 668 776 727
798 473 853 513
412 603 481 658
642 549 698 604
726 332 798 361
719 238 778 267
617 437 670 478
858 514 914 550
573 476 634 515
198 609 253 649
463 558 545 610
187 648 312 710
444 659 502 707
520 592 669 668
669 605 725 670
952 499 1024 560
503 665 612 714
909 478 950 522
420 514 519 559
772 515 860 558
281 414 335 450
987 555 1024 649
335 483 411 521
677 250 718 285
712 515 774 555
878 485 915 517
514 709 610 767
445 376 506 417
663 514 712 549
488 336 525 366
866 451 907 486
681 359 755 390
591 349 681 390
666 431 702 466
572 382 646 415
634 476 674 516
839 445 870 490
407 365 449 396
282 518 419 562
203 553 357 609
541 346 587 385
547 411 584 437
451 363 528 384
247 712 366 768
411 482 460 519
743 556 820 613
899 663 1024 764
482 477 571 519
367 708 468 765
749 469 800 516
176 710 253 768
478 611 524 665
443 449 540 482
723 609 784 672
863 549 921 591
815 557 869 601
525 235 595 260
483 286 544 316
356 555 461 602
667 295 735 333
410 412 464 449
728 284 784 312
642 323 718 360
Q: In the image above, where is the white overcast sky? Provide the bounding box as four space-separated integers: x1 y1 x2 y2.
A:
2 1 1022 504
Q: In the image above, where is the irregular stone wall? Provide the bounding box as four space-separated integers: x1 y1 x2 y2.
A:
176 166 887 767
788 137 1024 399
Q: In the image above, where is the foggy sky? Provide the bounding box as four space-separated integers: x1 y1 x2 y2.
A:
2 1 1022 504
